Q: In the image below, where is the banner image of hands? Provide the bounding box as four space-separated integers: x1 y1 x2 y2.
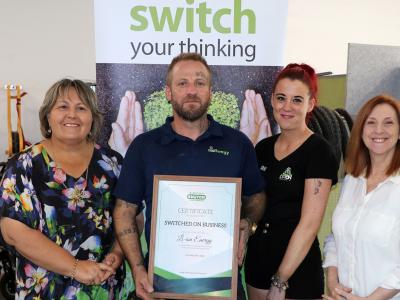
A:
94 0 288 156
148 175 241 299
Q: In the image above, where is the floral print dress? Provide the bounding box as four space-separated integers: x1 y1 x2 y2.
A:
0 143 132 299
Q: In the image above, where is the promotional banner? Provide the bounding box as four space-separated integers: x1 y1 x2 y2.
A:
94 0 288 153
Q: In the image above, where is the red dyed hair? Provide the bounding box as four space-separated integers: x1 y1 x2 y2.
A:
272 63 318 121
273 63 318 101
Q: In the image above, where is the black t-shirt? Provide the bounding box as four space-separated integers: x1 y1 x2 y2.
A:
256 133 338 223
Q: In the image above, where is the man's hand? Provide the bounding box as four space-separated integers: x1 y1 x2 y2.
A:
238 191 265 265
109 91 144 157
237 218 251 266
133 265 154 300
240 89 272 146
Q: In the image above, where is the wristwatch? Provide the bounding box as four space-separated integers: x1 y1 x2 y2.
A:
245 217 258 236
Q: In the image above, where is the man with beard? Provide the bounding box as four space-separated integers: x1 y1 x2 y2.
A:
113 53 265 300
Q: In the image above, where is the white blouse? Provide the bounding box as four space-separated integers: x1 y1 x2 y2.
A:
323 174 400 299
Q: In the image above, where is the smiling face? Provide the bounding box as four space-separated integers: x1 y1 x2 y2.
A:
271 78 315 131
165 60 212 122
47 87 93 145
362 103 400 160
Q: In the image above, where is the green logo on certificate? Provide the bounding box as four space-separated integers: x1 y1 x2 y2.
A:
187 192 207 201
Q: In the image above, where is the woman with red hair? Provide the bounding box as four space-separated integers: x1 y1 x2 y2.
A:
245 63 338 299
323 95 400 300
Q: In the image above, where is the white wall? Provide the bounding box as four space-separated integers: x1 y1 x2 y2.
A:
1 0 400 162
0 0 95 162
285 0 400 74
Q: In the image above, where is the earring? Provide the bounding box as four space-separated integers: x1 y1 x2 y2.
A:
47 128 52 134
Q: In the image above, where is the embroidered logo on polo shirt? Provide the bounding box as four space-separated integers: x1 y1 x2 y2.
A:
260 165 267 172
208 146 229 156
279 167 292 181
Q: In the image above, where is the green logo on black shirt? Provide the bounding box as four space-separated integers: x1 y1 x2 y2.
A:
279 167 292 181
208 146 229 156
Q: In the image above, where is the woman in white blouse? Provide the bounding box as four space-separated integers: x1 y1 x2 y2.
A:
323 94 400 300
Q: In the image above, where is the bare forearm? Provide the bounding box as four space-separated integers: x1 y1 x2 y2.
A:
113 199 144 274
278 224 318 280
110 238 124 258
1 218 76 277
326 266 339 283
278 178 331 280
241 191 266 223
116 222 143 269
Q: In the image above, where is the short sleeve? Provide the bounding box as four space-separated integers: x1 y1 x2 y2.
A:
0 153 41 230
305 136 339 185
113 138 145 211
240 135 265 196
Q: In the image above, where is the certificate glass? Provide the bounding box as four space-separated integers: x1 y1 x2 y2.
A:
148 175 241 300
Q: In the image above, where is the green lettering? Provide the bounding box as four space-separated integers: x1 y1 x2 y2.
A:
131 0 256 34
186 0 194 32
130 6 148 31
234 0 256 34
213 8 231 34
149 6 184 32
196 2 212 33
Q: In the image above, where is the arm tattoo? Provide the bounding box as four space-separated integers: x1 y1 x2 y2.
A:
133 259 144 270
313 179 322 195
117 227 137 238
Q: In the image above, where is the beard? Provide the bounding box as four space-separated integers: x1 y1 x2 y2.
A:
171 95 210 122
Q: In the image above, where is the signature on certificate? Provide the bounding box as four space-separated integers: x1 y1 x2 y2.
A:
177 233 212 246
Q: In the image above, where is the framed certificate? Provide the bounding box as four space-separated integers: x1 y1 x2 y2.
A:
148 175 242 300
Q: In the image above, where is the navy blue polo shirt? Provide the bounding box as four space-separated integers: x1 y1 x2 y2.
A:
114 115 264 247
